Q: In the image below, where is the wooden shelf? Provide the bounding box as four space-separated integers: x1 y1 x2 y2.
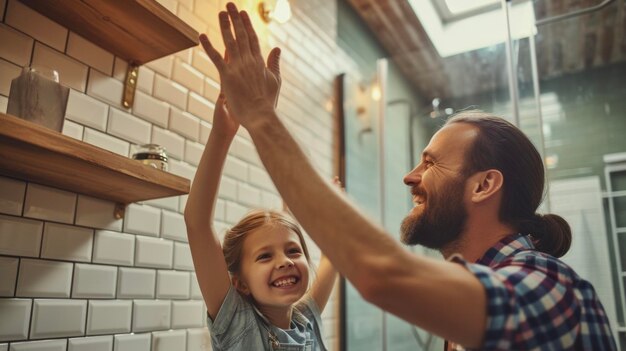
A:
18 0 199 65
0 113 190 204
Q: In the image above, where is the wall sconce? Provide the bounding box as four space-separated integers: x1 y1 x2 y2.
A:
258 0 292 24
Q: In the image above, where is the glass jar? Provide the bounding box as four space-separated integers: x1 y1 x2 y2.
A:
132 144 168 171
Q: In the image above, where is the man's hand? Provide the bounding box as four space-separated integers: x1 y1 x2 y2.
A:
199 2 281 128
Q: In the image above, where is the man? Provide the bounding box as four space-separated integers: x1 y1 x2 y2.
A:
200 3 618 349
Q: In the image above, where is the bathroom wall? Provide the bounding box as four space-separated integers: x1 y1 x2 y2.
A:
0 0 365 349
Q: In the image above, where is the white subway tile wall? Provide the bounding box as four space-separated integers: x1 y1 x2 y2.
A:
112 333 150 351
116 267 156 299
0 257 18 296
72 264 117 299
67 335 113 351
0 0 341 348
16 259 73 298
0 177 25 216
30 299 87 339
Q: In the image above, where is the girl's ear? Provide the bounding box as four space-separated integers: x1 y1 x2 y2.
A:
232 275 251 296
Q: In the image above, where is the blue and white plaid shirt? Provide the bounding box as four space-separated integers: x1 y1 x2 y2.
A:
448 234 617 350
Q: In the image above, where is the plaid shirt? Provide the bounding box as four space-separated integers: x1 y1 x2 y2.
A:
447 234 617 350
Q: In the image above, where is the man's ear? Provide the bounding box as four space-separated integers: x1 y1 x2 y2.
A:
470 169 504 203
231 275 251 296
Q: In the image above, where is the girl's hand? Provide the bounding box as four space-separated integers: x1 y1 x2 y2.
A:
212 92 239 138
199 3 281 129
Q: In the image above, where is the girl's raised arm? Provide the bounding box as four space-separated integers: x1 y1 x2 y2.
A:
184 94 238 319
309 255 337 312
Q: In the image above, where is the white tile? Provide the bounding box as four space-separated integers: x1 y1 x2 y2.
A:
117 267 156 299
16 259 73 298
92 230 135 266
136 66 154 94
68 335 113 351
67 33 114 75
0 176 26 215
113 333 150 351
154 74 187 110
23 183 76 224
5 0 67 52
178 195 188 214
169 108 199 141
189 275 202 300
160 210 186 242
9 339 67 351
132 300 171 332
72 264 117 299
65 89 109 131
133 90 168 128
214 199 226 221
171 300 204 329
30 299 87 339
0 256 18 296
186 328 211 351
31 43 88 92
151 330 186 351
0 58 20 96
203 78 220 104
0 215 43 257
177 5 205 33
156 270 190 299
86 300 132 335
225 202 248 224
173 242 194 271
199 121 211 144
231 136 260 166
172 60 203 93
62 120 84 140
145 56 173 78
83 128 130 157
218 176 237 201
188 92 214 123
123 204 161 237
237 183 262 207
87 70 124 107
0 95 7 113
192 48 219 82
107 108 151 145
249 166 275 192
167 161 195 186
0 344 5 351
184 140 204 167
75 195 123 231
152 126 184 161
0 24 33 66
41 223 93 262
223 157 247 182
0 299 31 341
143 196 179 212
157 0 177 13
135 236 173 269
112 57 128 81
261 191 282 210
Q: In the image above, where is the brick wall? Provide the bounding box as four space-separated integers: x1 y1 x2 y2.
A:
0 0 356 349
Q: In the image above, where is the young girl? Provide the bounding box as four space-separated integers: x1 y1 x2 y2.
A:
184 93 337 350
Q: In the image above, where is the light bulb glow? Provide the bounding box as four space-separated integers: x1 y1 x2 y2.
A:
272 0 292 24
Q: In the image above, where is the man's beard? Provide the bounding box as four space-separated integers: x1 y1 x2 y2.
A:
400 176 468 250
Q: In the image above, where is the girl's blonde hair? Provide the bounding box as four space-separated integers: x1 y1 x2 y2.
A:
222 209 311 274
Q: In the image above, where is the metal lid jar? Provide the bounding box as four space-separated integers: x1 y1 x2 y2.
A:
132 144 168 171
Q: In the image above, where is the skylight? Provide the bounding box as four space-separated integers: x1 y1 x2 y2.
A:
408 0 536 57
444 0 498 15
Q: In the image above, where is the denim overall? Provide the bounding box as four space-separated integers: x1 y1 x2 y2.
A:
208 287 327 351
